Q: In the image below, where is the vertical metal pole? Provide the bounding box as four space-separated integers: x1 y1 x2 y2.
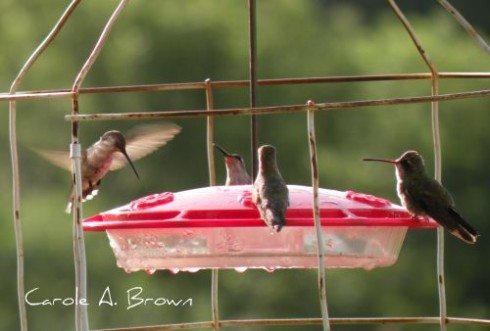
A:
205 79 220 331
7 1 83 330
8 105 27 331
248 0 258 180
433 79 447 331
70 1 130 329
69 128 88 331
205 79 217 187
306 102 331 331
387 1 446 330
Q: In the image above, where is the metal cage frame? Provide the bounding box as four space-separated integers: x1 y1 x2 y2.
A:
2 0 490 330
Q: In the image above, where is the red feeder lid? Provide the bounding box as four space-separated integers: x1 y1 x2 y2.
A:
83 185 438 231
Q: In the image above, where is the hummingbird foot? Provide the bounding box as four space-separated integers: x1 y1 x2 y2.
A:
413 215 431 223
84 189 99 201
65 202 72 214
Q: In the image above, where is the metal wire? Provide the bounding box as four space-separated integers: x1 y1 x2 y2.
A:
92 316 490 330
70 0 130 329
1 72 489 102
387 1 446 330
436 0 490 54
307 104 331 331
7 1 83 330
204 79 220 331
248 0 259 180
70 143 87 330
8 107 27 331
205 79 217 186
64 89 490 122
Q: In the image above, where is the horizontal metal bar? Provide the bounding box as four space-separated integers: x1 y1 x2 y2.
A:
93 316 490 330
96 321 213 331
1 72 489 102
1 91 74 102
446 317 490 326
66 89 490 122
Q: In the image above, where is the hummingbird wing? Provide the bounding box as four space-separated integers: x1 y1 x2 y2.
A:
110 123 181 171
32 148 72 171
420 200 479 244
407 179 479 244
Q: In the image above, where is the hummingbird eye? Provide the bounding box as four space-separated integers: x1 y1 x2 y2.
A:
400 158 412 170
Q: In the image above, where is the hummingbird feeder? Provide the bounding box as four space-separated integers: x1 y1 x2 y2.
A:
83 185 438 273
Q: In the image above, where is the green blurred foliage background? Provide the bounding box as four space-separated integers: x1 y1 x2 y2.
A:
0 0 489 330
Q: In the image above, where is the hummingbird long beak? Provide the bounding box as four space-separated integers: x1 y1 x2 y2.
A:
213 143 232 157
362 158 398 164
121 148 140 180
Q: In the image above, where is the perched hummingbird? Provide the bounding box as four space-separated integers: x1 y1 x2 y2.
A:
252 145 289 232
363 150 479 244
213 143 251 185
34 123 181 213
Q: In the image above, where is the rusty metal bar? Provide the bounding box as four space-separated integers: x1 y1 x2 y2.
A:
446 317 490 326
65 89 490 122
93 316 490 330
388 1 439 74
436 0 490 54
2 91 74 102
1 72 489 102
204 78 220 331
96 321 213 331
71 0 129 94
387 2 446 330
70 143 86 330
69 1 129 330
7 1 83 330
306 101 331 331
205 79 217 186
248 0 258 180
8 108 26 331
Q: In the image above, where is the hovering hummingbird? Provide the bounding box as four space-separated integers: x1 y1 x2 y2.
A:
252 145 289 232
213 143 251 185
34 123 181 213
363 150 479 244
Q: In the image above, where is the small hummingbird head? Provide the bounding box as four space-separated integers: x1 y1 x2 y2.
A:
213 143 245 166
258 145 278 171
100 130 140 180
225 154 246 170
214 143 245 168
101 131 126 151
395 151 426 176
363 150 426 178
213 143 251 185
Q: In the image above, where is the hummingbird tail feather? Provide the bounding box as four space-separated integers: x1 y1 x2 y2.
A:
265 209 285 232
450 228 478 244
448 208 479 244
